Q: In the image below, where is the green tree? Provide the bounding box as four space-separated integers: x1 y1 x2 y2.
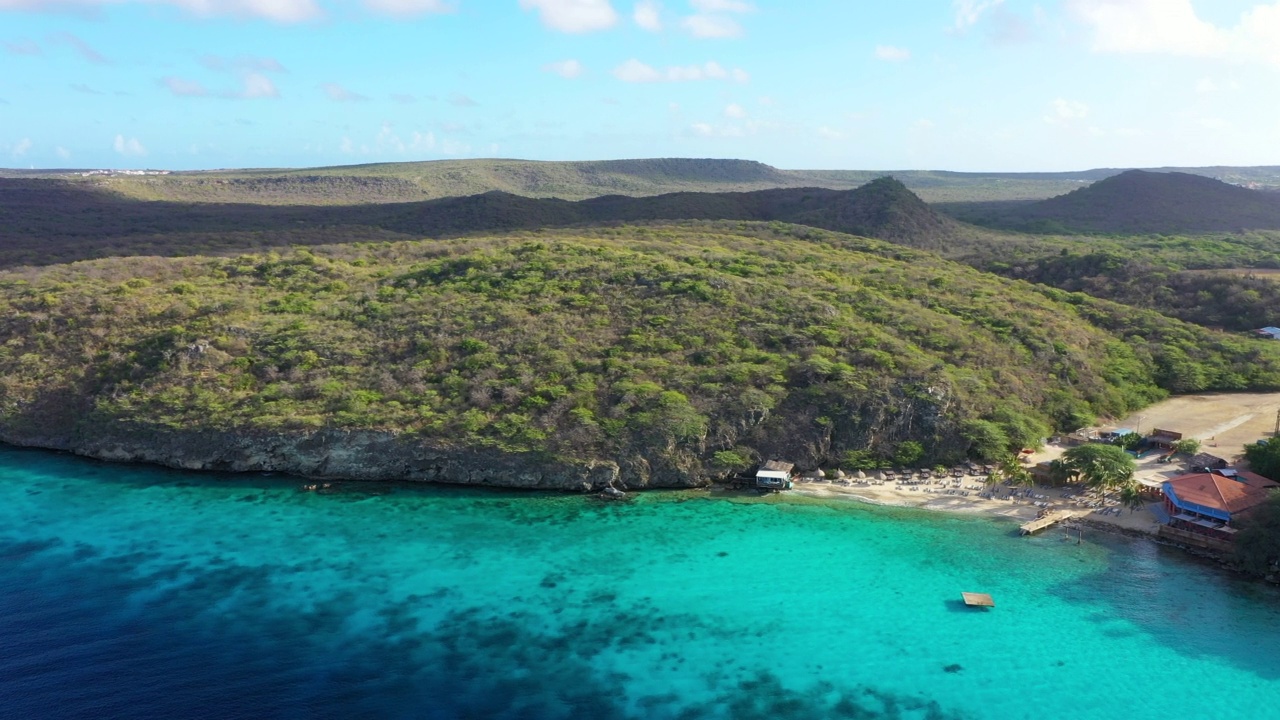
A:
1060 443 1136 491
1234 492 1280 577
1244 437 1280 481
893 440 925 467
961 419 1008 462
841 449 879 471
996 454 1034 487
1113 432 1144 451
1117 481 1147 512
1172 438 1202 456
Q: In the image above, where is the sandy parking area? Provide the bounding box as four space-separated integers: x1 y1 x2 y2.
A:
1113 392 1280 463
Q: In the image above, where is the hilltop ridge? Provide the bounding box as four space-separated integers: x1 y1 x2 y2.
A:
983 170 1280 233
13 157 1280 206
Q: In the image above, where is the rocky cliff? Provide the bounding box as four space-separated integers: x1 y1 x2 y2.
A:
1 424 635 491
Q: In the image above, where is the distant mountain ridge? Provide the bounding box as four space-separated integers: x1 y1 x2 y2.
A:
0 175 961 267
9 157 1279 206
988 170 1280 233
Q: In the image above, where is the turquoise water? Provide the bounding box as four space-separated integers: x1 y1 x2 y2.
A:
2 447 1280 719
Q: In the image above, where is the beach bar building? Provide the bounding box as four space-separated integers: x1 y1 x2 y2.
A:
1160 470 1278 546
756 461 795 491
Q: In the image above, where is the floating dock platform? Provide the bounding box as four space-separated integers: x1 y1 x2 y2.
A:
1019 510 1076 535
961 592 995 608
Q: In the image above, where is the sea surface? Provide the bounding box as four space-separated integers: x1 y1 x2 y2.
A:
2 447 1280 719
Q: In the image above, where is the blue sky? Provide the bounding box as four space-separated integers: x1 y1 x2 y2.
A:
2 0 1279 171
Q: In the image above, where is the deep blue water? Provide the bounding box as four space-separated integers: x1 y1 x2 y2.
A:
3 446 1280 719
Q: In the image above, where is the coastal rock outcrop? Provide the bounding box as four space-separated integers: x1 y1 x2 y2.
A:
1 424 632 491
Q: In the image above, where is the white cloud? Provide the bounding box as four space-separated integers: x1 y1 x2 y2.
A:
724 102 746 118
1068 0 1280 67
162 76 208 97
817 126 844 140
11 137 32 156
321 82 368 102
237 72 280 98
448 92 479 107
874 45 911 61
1045 98 1089 125
519 0 619 33
362 0 454 17
633 0 661 30
3 38 41 55
612 58 749 83
47 31 109 64
690 0 752 11
952 0 1004 31
542 59 584 78
681 0 753 38
200 55 285 72
113 134 146 156
1196 77 1217 93
55 146 70 159
914 118 935 129
681 13 742 37
690 122 715 137
4 0 323 23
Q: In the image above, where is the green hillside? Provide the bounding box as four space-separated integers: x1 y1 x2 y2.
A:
974 170 1280 234
0 176 968 267
2 222 1277 485
9 159 1280 206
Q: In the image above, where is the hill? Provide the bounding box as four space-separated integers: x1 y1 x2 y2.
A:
0 177 965 267
1 222 1277 488
985 170 1280 233
8 160 1280 206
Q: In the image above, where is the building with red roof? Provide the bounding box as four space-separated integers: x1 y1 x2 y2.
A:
1161 470 1279 542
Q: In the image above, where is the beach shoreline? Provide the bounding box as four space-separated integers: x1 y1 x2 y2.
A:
782 475 1164 536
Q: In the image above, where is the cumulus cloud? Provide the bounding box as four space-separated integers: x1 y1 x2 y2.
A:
200 55 285 73
113 134 146 156
236 72 280 98
723 102 746 118
1068 0 1280 67
362 0 453 17
519 0 618 33
633 0 660 30
448 92 479 107
542 59 584 78
1044 98 1089 125
817 126 844 140
11 137 32 156
172 57 281 99
874 45 911 61
321 82 368 102
48 32 108 64
161 76 208 96
1 0 323 23
612 58 749 83
3 38 41 55
952 0 1004 31
682 0 752 38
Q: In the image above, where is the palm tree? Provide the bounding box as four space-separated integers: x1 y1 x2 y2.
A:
1061 444 1136 492
1117 480 1146 513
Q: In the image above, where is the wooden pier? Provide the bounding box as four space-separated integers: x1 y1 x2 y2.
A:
1019 510 1076 536
961 592 995 608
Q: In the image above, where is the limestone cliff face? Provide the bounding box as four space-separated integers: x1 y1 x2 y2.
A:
0 424 643 491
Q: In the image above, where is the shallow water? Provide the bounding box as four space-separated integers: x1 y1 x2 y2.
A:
2 447 1279 719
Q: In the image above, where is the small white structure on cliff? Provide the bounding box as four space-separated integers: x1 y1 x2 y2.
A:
756 460 794 490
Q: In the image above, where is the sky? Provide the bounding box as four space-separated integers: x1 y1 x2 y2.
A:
2 0 1280 171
